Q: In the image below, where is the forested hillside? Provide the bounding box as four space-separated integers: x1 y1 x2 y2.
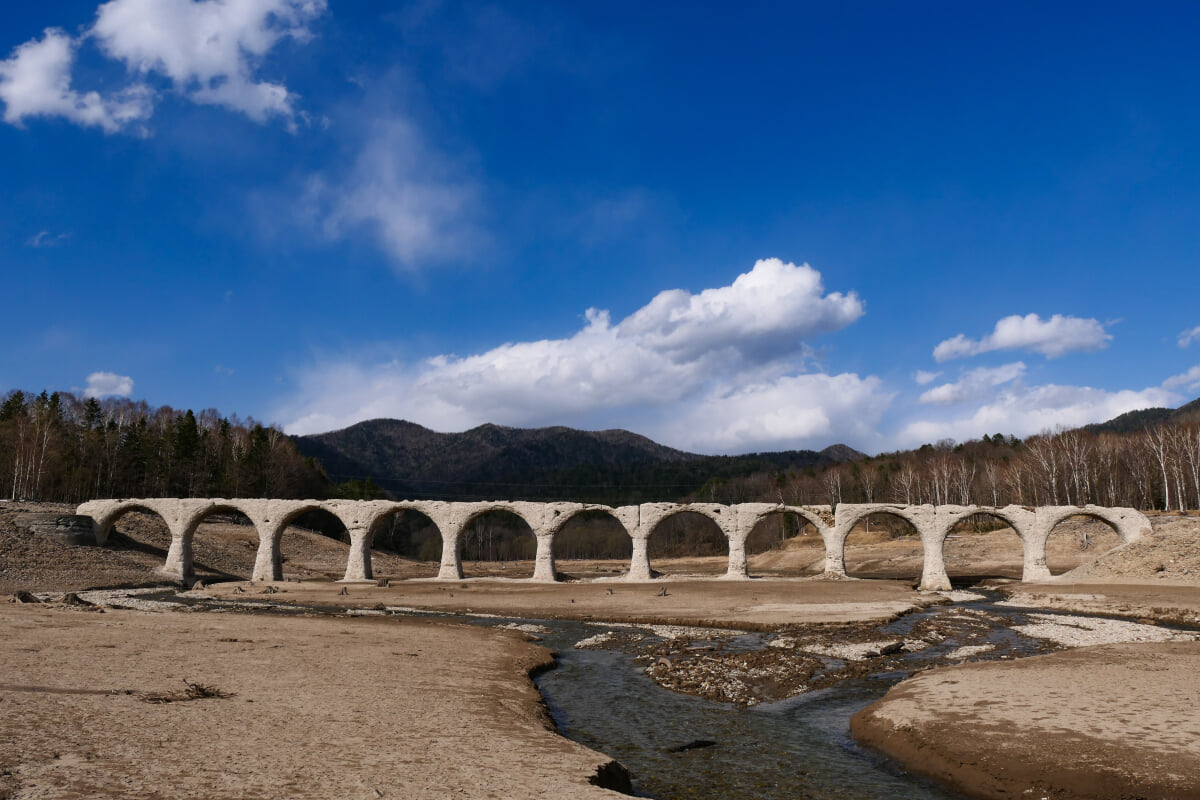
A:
294 418 863 504
0 390 330 503
697 399 1200 512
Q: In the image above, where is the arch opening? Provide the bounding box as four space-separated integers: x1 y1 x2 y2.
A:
460 509 537 579
186 507 257 582
103 505 173 562
552 510 632 580
647 511 729 578
1046 513 1122 575
277 507 351 581
368 508 443 580
745 511 823 577
844 511 921 579
943 512 1024 581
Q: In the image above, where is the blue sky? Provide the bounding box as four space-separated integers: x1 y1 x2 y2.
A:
2 0 1199 455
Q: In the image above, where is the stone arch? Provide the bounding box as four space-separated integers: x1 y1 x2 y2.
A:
940 509 1026 581
741 508 826 577
249 501 352 582
83 500 196 579
365 504 445 577
550 507 633 580
456 506 539 579
645 507 730 578
1038 506 1147 577
840 507 924 579
1039 506 1146 545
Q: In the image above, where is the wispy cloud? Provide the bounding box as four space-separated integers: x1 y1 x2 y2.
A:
933 313 1112 362
918 362 1026 406
1179 325 1200 349
913 369 942 385
25 230 71 248
1163 364 1200 393
301 115 482 269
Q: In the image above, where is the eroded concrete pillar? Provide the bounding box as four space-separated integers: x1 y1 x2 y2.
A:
531 532 557 582
724 530 749 579
252 526 284 582
437 529 464 580
822 526 848 577
342 525 375 582
627 533 653 581
161 523 194 583
1022 531 1052 582
918 529 951 591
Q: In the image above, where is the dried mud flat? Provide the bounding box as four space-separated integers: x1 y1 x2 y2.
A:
0 603 624 800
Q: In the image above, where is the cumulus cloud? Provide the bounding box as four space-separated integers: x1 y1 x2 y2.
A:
84 371 134 398
302 117 481 268
918 362 1026 406
277 259 887 452
1179 326 1200 349
0 0 325 132
897 382 1180 447
91 0 325 122
1163 365 1200 393
913 370 941 385
933 313 1112 362
0 28 153 132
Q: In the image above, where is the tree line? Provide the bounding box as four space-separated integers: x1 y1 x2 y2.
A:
691 412 1200 513
1 390 332 503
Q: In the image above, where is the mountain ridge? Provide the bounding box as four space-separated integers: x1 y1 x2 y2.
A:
293 418 865 504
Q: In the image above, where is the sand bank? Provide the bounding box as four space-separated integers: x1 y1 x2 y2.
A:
851 641 1200 800
199 576 935 628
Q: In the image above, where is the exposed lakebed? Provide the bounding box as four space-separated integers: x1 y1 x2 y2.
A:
39 585 1199 800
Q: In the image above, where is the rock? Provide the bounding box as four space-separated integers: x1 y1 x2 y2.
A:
11 590 41 603
191 581 206 591
60 592 93 606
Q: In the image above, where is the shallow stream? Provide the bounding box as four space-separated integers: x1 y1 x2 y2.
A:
97 585 1198 799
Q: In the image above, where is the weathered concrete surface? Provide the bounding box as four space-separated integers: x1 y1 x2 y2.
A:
76 498 1150 588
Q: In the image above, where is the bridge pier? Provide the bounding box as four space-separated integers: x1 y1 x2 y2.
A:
437 530 464 580
918 527 952 591
341 525 375 582
627 533 653 581
252 523 284 582
531 532 557 582
723 528 750 579
162 525 194 583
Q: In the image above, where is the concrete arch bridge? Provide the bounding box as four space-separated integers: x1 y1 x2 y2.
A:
75 499 1151 592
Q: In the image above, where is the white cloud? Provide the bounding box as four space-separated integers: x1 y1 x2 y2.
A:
913 370 941 385
0 0 325 132
91 0 325 123
303 117 481 268
1179 326 1200 349
897 382 1180 446
933 313 1112 362
918 362 1026 406
1163 365 1200 393
0 28 152 132
277 259 887 452
84 371 134 398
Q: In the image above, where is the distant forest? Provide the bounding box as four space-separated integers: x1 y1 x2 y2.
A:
4 387 1199 520
1 390 331 503
691 402 1200 513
